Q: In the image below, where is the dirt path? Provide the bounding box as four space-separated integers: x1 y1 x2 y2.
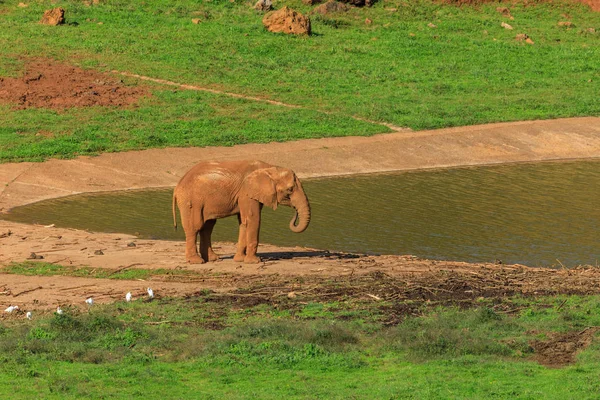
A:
1 116 600 313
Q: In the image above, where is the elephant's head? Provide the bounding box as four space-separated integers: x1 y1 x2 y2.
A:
244 167 311 233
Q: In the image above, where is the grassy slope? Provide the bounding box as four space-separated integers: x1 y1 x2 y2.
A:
1 294 600 398
1 0 600 161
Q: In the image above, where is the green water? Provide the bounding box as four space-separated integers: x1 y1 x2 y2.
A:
3 161 599 267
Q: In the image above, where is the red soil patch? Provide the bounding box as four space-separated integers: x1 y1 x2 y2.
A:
0 59 149 110
580 0 600 11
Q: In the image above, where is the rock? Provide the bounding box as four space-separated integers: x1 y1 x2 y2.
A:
515 33 528 41
94 249 104 255
40 8 65 26
501 22 513 30
263 7 311 35
191 18 201 24
18 2 28 7
496 7 513 19
365 18 372 25
303 0 323 4
516 33 534 44
28 252 44 260
313 0 349 15
427 23 437 28
254 0 273 12
127 242 136 247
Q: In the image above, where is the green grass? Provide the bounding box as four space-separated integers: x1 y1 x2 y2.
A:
1 261 217 280
1 294 600 398
0 90 385 162
1 0 600 162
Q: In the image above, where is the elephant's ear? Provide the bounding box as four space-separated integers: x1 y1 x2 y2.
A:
245 168 278 210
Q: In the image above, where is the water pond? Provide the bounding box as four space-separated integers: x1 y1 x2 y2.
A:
3 160 599 267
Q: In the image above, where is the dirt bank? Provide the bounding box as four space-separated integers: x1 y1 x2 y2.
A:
3 219 600 315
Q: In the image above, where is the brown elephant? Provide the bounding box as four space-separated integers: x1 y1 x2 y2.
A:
172 160 311 264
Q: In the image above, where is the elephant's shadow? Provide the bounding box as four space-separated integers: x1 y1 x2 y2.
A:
219 250 363 262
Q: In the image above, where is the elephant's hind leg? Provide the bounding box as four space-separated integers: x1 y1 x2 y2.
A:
183 208 205 264
200 219 219 262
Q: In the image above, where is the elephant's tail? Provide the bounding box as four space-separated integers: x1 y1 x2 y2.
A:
172 192 178 231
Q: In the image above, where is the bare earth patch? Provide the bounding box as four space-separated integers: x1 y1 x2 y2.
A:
530 327 600 367
0 59 149 109
3 220 600 311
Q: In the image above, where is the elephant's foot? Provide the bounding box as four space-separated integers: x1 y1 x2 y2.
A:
207 251 220 262
233 253 246 262
244 255 261 264
186 255 205 264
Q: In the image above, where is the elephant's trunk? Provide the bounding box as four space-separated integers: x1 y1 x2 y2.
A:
289 177 310 233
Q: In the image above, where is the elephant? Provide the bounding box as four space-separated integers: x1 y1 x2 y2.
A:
172 160 311 264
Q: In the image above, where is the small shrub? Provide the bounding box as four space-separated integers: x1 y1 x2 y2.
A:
27 327 57 341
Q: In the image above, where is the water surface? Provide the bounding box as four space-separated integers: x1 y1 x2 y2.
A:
3 161 599 267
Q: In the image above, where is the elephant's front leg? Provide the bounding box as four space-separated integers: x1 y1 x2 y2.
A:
233 214 247 262
238 199 262 264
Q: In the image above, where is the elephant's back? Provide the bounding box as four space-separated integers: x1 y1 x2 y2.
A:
177 160 271 185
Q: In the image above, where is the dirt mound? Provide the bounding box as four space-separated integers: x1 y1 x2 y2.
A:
263 7 312 35
530 327 600 367
40 8 65 25
0 59 149 110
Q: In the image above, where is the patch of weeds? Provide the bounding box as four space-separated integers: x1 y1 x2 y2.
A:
97 327 147 350
388 307 516 360
296 302 335 319
48 374 77 395
0 261 199 281
312 15 351 29
26 326 57 341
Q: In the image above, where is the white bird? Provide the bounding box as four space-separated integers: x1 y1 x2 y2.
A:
4 305 18 313
85 297 94 306
56 306 63 315
26 311 32 320
126 292 132 302
147 288 154 299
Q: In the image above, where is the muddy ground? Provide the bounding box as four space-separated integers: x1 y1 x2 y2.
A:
0 59 148 109
1 59 600 367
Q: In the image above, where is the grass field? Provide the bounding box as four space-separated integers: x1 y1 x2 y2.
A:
1 0 600 162
2 291 600 398
3 1 600 397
